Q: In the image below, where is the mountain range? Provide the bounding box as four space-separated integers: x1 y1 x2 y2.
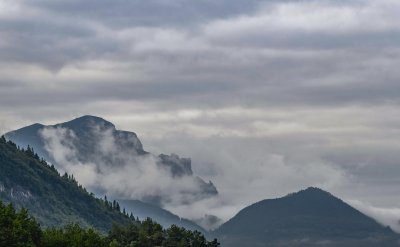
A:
2 115 400 246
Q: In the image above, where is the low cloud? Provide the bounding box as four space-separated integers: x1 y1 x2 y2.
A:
39 126 215 207
193 214 223 231
36 121 351 229
159 134 350 225
348 199 400 233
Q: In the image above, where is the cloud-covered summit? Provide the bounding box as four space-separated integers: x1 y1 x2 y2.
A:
5 115 217 207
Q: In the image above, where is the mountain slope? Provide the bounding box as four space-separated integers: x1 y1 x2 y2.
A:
215 187 399 247
0 136 131 232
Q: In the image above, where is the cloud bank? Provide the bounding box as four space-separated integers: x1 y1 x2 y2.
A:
348 200 400 233
39 126 216 207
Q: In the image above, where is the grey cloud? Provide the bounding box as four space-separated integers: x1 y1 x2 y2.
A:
1 0 400 108
348 200 400 233
139 130 350 221
23 0 263 28
39 125 216 207
193 214 223 230
208 31 400 50
0 14 98 70
2 50 400 112
131 104 400 211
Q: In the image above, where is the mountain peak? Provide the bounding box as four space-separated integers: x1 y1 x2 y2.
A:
303 186 329 193
74 115 109 122
216 187 398 246
286 187 333 198
62 115 115 129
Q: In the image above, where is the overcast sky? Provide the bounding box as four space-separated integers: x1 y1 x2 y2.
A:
1 0 400 230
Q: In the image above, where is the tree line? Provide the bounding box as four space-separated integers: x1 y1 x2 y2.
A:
0 200 219 247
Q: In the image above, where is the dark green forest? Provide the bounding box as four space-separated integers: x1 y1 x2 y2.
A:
0 201 219 247
0 135 133 231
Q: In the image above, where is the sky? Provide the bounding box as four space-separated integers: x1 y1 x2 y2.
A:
1 0 400 231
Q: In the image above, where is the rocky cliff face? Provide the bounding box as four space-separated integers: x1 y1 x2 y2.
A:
159 153 193 177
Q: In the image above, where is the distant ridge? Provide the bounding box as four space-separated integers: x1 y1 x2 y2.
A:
215 187 399 247
118 199 207 233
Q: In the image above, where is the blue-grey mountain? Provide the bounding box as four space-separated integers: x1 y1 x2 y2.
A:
118 199 206 233
214 187 399 247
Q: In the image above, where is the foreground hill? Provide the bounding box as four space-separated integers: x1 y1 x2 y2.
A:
0 136 131 231
215 187 399 247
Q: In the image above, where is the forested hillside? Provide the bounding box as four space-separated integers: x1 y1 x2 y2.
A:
0 135 130 231
0 201 219 247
